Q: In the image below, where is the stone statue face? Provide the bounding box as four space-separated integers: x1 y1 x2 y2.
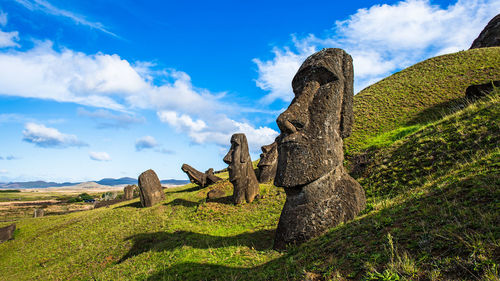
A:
223 133 250 182
257 141 277 168
275 49 353 188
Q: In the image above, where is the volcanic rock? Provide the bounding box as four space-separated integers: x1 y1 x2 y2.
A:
470 14 500 49
138 169 165 207
0 223 16 243
223 134 260 204
273 48 366 250
257 140 278 183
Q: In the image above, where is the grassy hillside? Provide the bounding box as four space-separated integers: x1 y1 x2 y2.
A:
0 49 499 280
347 47 500 152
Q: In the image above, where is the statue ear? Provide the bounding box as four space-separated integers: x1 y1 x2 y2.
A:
340 52 354 139
240 135 250 163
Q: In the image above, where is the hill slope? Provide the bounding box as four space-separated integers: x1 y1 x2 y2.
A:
0 49 499 280
347 47 500 152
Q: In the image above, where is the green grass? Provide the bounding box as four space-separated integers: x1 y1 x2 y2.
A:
347 47 500 153
1 48 499 280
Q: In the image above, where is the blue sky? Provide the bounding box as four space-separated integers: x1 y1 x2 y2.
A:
0 0 498 182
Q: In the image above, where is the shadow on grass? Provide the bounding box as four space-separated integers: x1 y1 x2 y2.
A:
119 229 275 263
115 201 142 209
163 198 200 208
145 260 289 281
206 195 234 205
405 97 466 126
167 185 203 193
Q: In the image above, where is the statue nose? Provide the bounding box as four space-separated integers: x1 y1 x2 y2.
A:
223 151 232 164
277 108 305 135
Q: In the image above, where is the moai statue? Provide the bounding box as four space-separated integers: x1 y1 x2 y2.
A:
0 223 16 243
257 139 278 183
223 133 260 204
124 185 136 200
33 208 45 218
138 169 165 207
273 48 366 250
181 164 222 187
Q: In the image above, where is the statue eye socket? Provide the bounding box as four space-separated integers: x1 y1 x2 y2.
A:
291 120 304 129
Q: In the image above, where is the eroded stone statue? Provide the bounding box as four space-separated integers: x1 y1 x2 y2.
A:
273 48 366 250
138 169 165 207
124 185 136 200
223 133 260 204
257 140 278 183
181 164 223 187
0 223 16 243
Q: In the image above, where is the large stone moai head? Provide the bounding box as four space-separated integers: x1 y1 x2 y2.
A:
257 140 278 183
223 133 260 204
181 163 207 187
273 48 365 250
138 169 165 207
275 48 354 188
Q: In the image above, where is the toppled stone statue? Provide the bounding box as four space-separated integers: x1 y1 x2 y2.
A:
0 223 16 243
470 14 500 49
206 188 226 200
273 48 366 250
181 164 223 188
257 140 278 183
124 185 136 200
138 169 165 207
465 81 500 101
223 133 260 204
33 208 44 218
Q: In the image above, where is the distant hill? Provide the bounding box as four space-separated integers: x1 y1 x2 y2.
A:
0 177 189 189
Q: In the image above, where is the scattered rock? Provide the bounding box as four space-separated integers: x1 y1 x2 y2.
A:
273 48 366 250
138 169 165 207
470 14 500 49
223 133 260 204
33 208 44 218
181 164 223 187
465 80 500 101
257 139 278 183
123 184 136 200
0 223 16 243
206 188 226 200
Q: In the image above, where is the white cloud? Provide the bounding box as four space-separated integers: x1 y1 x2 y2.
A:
22 122 87 148
89 151 111 161
0 12 19 48
157 111 207 133
0 11 8 26
13 0 118 37
77 107 144 129
0 23 277 151
158 111 278 152
254 0 500 103
0 169 8 174
135 136 158 151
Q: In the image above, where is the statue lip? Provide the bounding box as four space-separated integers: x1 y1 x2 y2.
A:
278 133 305 146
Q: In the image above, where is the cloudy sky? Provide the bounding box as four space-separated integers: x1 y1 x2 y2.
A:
0 0 497 182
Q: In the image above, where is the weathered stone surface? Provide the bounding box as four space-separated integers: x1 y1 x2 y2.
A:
124 184 136 200
273 48 366 250
206 188 226 200
0 223 16 243
33 208 44 218
465 81 500 101
470 14 500 49
138 169 165 207
223 133 260 204
257 140 278 183
181 164 223 187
